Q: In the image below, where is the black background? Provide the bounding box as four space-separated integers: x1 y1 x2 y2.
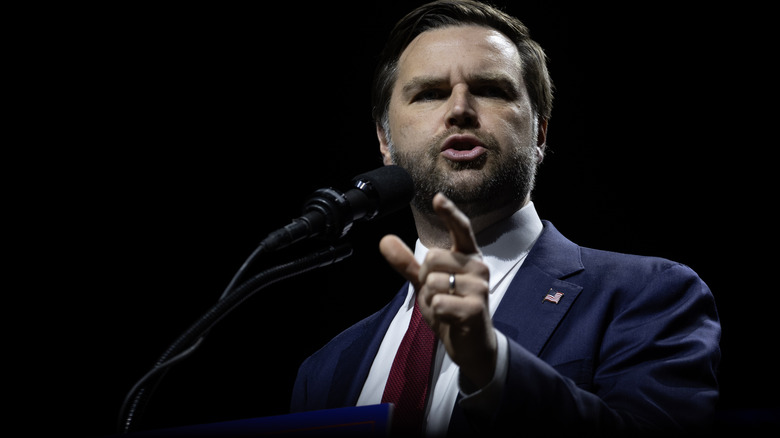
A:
11 1 776 436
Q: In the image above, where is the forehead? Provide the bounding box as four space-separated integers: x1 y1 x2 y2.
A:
397 25 522 83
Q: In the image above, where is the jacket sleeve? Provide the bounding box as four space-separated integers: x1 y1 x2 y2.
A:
481 263 721 436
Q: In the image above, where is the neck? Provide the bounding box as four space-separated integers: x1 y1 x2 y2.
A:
413 194 530 249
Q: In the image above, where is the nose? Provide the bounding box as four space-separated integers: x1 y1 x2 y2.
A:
445 85 478 129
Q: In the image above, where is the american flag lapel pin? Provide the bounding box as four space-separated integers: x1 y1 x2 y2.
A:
543 289 564 304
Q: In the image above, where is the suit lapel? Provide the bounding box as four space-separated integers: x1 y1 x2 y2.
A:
493 265 583 356
492 221 584 356
326 283 409 407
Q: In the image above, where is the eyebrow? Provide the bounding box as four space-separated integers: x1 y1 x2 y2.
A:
401 76 448 96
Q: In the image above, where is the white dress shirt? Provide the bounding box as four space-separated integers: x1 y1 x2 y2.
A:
357 201 544 435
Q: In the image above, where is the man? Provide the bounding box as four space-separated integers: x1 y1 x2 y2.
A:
291 1 720 436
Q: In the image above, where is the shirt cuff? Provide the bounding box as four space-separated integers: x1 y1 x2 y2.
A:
457 329 508 419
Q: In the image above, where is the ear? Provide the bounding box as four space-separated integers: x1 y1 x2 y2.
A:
535 118 548 163
377 122 393 165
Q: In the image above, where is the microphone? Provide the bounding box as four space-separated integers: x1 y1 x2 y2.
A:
261 165 414 252
119 166 413 433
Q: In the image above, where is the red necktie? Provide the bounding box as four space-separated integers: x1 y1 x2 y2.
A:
381 298 437 436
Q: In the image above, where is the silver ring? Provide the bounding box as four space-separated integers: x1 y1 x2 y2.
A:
448 273 456 294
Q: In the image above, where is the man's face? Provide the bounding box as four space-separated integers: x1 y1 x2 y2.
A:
378 25 545 218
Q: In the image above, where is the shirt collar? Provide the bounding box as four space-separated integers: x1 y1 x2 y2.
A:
413 201 544 292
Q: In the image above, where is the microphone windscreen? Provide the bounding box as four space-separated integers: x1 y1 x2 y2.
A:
351 165 414 219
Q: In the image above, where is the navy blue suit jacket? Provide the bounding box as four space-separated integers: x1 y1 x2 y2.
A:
291 221 720 436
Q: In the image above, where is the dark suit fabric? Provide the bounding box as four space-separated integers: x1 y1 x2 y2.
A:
291 221 721 436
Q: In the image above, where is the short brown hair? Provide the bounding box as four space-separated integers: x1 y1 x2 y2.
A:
371 0 553 125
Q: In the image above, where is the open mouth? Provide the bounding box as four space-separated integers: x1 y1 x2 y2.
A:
440 134 487 162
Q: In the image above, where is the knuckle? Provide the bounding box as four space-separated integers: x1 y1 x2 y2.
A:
466 278 490 297
424 272 444 289
423 248 446 264
465 259 490 279
478 279 490 296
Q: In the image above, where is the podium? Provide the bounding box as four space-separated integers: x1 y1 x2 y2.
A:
120 403 392 437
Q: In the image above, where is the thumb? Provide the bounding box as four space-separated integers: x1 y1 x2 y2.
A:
379 234 421 290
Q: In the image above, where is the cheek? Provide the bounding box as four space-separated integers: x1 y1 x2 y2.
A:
494 109 536 148
390 108 428 149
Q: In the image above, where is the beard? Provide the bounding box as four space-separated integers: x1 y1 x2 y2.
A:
387 127 539 219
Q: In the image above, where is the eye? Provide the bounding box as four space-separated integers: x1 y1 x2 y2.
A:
413 88 448 102
474 85 509 99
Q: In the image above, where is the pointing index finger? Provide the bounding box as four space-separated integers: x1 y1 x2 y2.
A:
432 192 480 255
379 234 422 290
